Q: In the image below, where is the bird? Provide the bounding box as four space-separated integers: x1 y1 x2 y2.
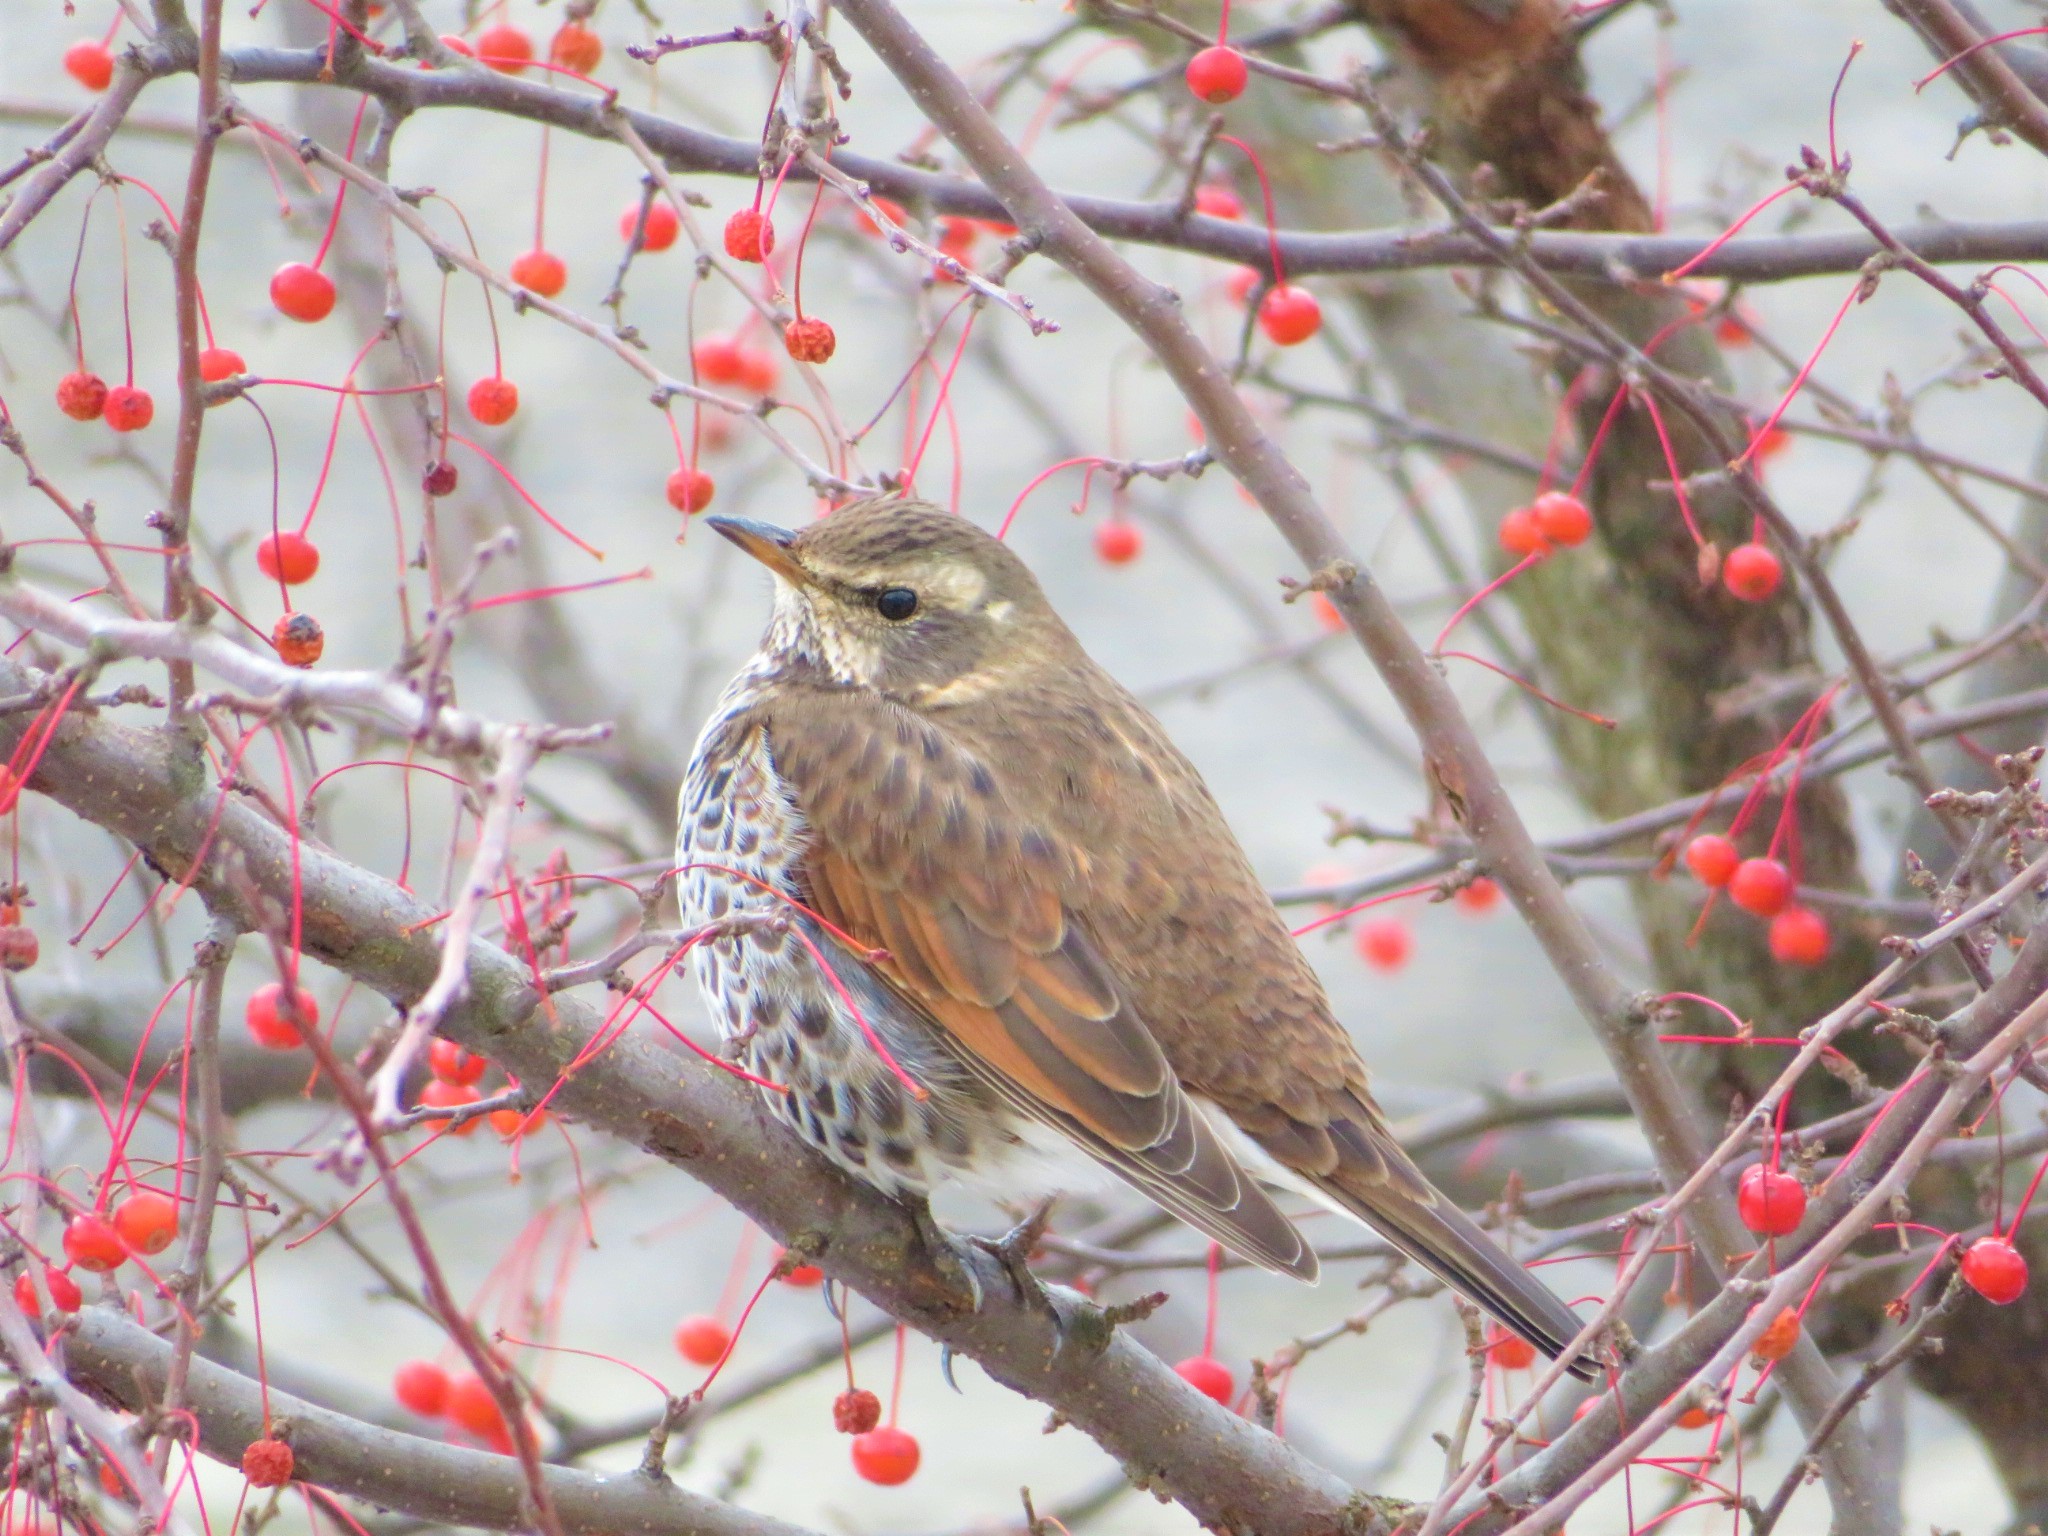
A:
678 494 1597 1378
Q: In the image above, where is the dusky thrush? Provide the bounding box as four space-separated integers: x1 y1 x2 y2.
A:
680 495 1596 1376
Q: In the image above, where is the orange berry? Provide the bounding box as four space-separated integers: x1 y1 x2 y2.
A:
548 22 601 72
198 347 245 383
1768 906 1829 966
63 1213 125 1273
112 1190 178 1256
508 249 566 298
667 468 715 515
393 1360 450 1416
1487 1326 1536 1370
55 371 108 421
1454 877 1500 914
270 262 336 323
1497 506 1551 559
255 531 320 585
65 40 115 91
850 1426 920 1485
1683 834 1739 887
1728 856 1793 917
1354 917 1412 972
1094 522 1142 565
1723 542 1782 602
620 200 680 252
1752 1306 1801 1362
467 376 519 426
420 1078 482 1135
1530 490 1592 547
476 22 532 73
271 612 324 668
1184 45 1247 104
246 982 318 1049
673 1314 731 1366
1257 284 1321 346
784 317 837 364
103 385 153 433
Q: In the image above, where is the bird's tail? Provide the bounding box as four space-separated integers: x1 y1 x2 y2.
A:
1320 1175 1603 1382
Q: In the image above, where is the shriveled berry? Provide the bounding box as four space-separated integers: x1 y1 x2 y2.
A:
272 613 324 668
394 1360 451 1416
850 1426 920 1486
1769 906 1829 966
63 1213 126 1273
198 347 245 383
430 1038 488 1086
1174 1355 1234 1404
423 460 459 497
14 1266 83 1315
1531 491 1592 547
419 1078 482 1135
103 385 153 433
1497 506 1552 559
270 262 336 323
476 22 532 73
1354 917 1413 973
783 317 836 365
256 531 320 585
1683 834 1739 888
247 982 318 1050
666 468 715 515
547 22 601 72
56 371 109 421
1728 856 1793 917
241 1438 293 1487
112 1190 178 1256
1961 1235 2028 1304
1751 1306 1801 1362
65 40 115 91
0 926 37 973
674 1314 731 1366
1723 542 1782 602
509 249 566 298
1257 284 1321 346
1184 45 1248 104
723 208 774 263
468 376 520 426
621 200 680 252
833 1386 881 1434
1737 1164 1806 1237
1094 522 1142 565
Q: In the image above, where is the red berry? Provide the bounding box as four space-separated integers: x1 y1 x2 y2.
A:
255 532 321 585
857 195 907 236
1736 1164 1807 1237
490 1105 545 1140
620 200 680 252
1497 506 1552 559
1225 267 1260 306
1094 522 1142 565
782 1262 823 1286
1716 312 1753 347
509 249 566 298
423 460 459 497
1174 1354 1234 1404
476 22 533 73
1310 592 1344 633
1683 834 1740 888
241 1437 293 1488
723 208 774 263
1752 1306 1801 1362
419 1078 482 1135
1454 877 1500 914
666 468 716 515
833 1387 881 1434
112 1190 178 1256
1487 1326 1536 1370
1257 284 1322 346
103 386 153 433
737 349 781 394
270 262 336 324
1768 906 1830 966
273 613 324 668
246 981 318 1050
393 1360 451 1417
1676 1405 1718 1430
437 33 474 58
1723 542 1782 602
445 1375 506 1438
1728 857 1793 917
850 1426 921 1486
547 22 602 72
1754 425 1791 461
1184 45 1248 104
198 347 245 383
674 1314 731 1366
1354 917 1413 973
784 317 837 365
1961 1235 2029 1305
63 1214 126 1274
1531 491 1592 548
694 336 746 385
65 40 115 92
430 1038 488 1086
468 376 520 426
1193 184 1243 219
14 1267 82 1315
56 371 108 421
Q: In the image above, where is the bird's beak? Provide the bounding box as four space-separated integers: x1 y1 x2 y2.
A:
708 516 809 587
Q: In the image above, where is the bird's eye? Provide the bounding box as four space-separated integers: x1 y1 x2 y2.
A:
875 587 919 622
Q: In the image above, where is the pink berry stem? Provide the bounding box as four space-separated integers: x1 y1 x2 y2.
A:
533 124 551 250
791 177 826 321
1288 880 1437 941
2004 1148 2048 1235
1737 276 1862 469
903 306 980 492
1431 551 1543 655
887 1323 907 1427
1659 180 1800 284
1214 135 1286 285
112 190 135 385
1440 651 1619 729
1202 1240 1221 1356
311 95 371 272
1216 0 1232 44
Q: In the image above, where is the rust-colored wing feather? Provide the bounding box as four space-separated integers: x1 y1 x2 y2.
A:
759 689 1316 1281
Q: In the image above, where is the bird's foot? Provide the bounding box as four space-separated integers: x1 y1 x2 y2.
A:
908 1199 984 1314
968 1197 1057 1307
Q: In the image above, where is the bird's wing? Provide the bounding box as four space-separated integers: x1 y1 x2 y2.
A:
759 689 1316 1281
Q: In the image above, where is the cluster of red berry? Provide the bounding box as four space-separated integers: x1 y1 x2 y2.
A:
1681 836 1829 966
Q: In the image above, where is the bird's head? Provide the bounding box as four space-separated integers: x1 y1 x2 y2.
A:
710 497 1075 700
